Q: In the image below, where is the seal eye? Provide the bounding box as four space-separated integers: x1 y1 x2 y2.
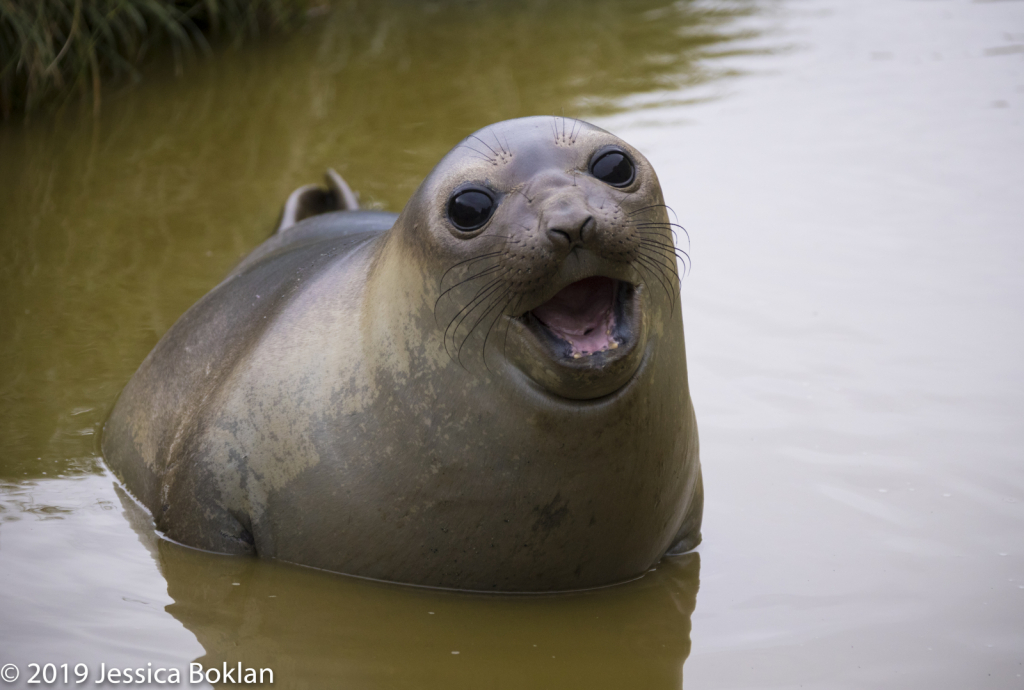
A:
590 149 635 187
448 188 496 232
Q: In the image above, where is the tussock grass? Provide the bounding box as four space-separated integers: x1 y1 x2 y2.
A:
0 0 313 119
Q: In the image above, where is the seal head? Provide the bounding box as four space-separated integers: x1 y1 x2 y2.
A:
391 117 675 400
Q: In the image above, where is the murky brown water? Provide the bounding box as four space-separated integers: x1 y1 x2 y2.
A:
2 0 1022 688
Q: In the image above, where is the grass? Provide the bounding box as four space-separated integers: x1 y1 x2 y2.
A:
0 0 315 119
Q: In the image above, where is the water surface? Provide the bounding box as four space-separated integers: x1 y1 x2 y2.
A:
1 0 1022 688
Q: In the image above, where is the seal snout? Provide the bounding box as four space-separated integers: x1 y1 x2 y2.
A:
544 212 595 248
539 188 596 250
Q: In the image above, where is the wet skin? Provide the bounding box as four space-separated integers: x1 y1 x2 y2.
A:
101 116 702 592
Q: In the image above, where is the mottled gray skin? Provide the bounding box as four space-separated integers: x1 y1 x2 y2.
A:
102 117 702 592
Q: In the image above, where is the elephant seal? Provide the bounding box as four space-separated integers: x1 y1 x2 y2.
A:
102 116 702 592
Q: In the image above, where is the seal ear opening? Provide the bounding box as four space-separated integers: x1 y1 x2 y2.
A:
275 168 361 233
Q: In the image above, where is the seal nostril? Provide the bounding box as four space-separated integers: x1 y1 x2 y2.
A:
547 215 593 247
580 215 595 242
548 228 572 245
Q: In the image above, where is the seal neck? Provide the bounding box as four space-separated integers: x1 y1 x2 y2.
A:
361 223 455 380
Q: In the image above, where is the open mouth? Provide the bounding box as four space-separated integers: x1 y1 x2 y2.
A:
524 277 635 359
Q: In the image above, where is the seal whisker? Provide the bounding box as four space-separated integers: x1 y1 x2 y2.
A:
634 253 677 305
630 224 679 243
637 253 683 298
635 226 682 236
638 244 682 280
450 281 508 367
634 222 692 243
446 278 505 353
443 277 503 360
503 296 524 357
511 188 535 204
638 237 688 259
439 250 504 287
636 221 690 246
634 251 673 292
636 235 680 251
440 264 502 293
460 144 495 160
643 245 691 276
636 259 680 315
478 290 517 371
489 129 508 157
638 236 691 267
632 262 667 311
636 250 678 289
469 135 500 157
639 245 690 278
455 144 498 164
440 254 503 286
636 220 687 229
434 264 503 313
628 204 680 223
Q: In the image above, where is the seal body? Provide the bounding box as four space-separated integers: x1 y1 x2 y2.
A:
102 117 702 592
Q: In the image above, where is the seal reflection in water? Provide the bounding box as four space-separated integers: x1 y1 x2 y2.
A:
102 117 702 592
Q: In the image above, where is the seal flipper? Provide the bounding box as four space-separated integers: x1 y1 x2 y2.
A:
276 168 361 233
665 466 704 556
325 168 360 211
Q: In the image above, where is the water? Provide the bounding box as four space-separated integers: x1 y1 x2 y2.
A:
1 0 1022 687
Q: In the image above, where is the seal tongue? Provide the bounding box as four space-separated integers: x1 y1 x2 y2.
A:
532 277 617 355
